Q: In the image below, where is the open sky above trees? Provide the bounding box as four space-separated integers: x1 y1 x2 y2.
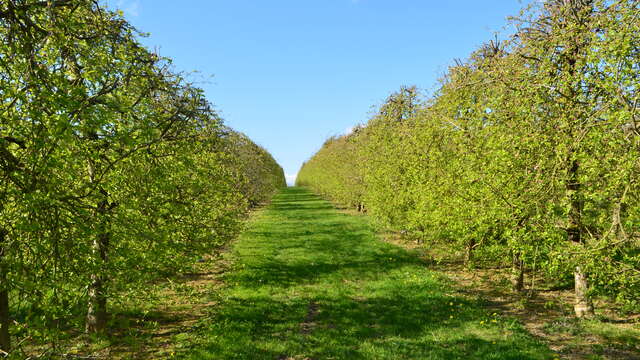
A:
109 0 528 184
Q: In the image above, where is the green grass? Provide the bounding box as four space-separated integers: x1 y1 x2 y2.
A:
180 187 553 359
541 317 640 358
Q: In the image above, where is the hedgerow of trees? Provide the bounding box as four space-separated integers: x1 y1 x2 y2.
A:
0 0 285 355
298 0 640 318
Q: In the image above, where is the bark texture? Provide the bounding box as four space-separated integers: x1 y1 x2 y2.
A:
511 252 525 292
85 198 110 333
574 266 594 317
464 238 476 266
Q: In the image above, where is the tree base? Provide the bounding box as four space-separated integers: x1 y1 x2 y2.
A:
574 303 594 318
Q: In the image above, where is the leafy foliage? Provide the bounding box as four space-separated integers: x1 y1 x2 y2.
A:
0 0 284 355
298 0 640 315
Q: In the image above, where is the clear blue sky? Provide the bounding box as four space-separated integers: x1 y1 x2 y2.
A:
110 1 528 185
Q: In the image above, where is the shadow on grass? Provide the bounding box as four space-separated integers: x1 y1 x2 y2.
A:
183 187 552 360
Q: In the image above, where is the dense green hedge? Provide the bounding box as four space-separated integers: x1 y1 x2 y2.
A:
298 0 640 316
0 0 284 354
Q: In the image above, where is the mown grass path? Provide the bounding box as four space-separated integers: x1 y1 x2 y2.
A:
184 187 552 359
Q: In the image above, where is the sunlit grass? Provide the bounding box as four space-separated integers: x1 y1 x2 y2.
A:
176 187 553 359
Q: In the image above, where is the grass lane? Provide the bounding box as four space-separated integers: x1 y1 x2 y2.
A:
183 187 553 359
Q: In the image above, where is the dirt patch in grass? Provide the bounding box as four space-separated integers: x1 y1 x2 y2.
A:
382 233 640 360
108 252 232 359
300 301 320 336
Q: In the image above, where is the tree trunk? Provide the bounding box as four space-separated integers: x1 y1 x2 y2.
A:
567 159 582 244
464 238 476 266
0 230 10 352
554 0 596 319
86 272 107 333
86 187 111 333
574 266 593 317
86 213 109 332
511 252 525 292
567 159 594 317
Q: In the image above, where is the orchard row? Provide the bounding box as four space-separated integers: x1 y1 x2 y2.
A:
298 0 639 318
0 0 285 355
